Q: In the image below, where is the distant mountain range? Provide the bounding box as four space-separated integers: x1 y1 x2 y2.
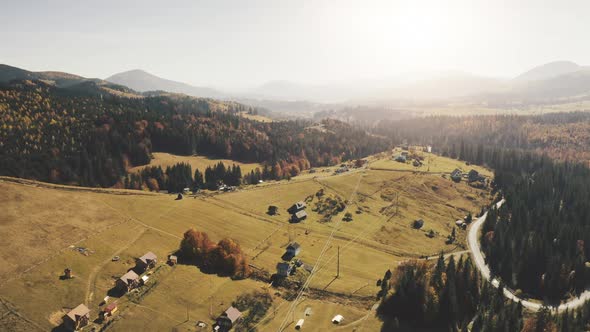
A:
105 69 224 99
3 61 590 111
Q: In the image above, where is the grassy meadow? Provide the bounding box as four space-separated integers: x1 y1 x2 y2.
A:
0 153 492 331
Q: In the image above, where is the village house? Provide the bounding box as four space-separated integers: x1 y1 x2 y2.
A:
136 251 157 272
286 242 301 257
63 304 90 331
288 201 307 214
291 210 308 223
276 262 293 277
468 169 484 183
116 270 140 292
215 306 243 332
451 168 462 182
394 154 407 163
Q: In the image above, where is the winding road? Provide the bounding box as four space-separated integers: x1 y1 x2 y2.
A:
468 199 590 312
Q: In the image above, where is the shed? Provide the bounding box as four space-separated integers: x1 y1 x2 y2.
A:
168 255 178 265
286 242 301 257
277 262 293 277
64 268 72 279
332 314 344 324
63 304 90 331
101 302 118 319
291 210 308 223
137 251 157 271
295 319 305 329
116 270 140 292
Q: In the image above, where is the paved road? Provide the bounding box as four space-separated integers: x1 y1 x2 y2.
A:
468 199 590 312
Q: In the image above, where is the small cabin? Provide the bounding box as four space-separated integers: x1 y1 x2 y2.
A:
63 304 90 331
116 270 140 292
286 242 301 257
394 154 407 163
215 306 243 332
451 169 462 182
276 262 293 277
291 210 308 223
136 251 157 272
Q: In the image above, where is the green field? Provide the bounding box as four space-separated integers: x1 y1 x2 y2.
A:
0 154 492 331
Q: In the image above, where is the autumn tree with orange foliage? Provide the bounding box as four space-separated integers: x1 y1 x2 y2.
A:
180 228 250 278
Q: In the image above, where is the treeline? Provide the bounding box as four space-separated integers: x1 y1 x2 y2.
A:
377 253 590 331
123 161 243 192
373 112 590 164
179 228 250 278
0 80 389 188
377 255 523 330
480 159 590 303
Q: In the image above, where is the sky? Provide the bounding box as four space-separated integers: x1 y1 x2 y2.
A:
1 0 589 89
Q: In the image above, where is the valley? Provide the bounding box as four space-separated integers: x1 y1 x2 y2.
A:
0 152 490 331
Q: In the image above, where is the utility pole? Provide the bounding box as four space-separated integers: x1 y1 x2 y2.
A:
336 246 340 278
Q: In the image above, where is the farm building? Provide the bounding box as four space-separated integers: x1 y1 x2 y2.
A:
276 262 293 277
291 210 308 222
168 255 177 265
288 201 307 214
136 251 157 271
332 314 344 324
63 304 90 331
116 270 140 292
468 169 484 183
295 319 305 329
215 306 243 332
286 242 301 257
394 154 407 163
413 219 424 229
100 302 118 320
450 169 462 182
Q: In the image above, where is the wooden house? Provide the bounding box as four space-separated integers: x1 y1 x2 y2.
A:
286 242 301 257
276 262 293 277
215 306 243 332
136 251 157 272
116 270 140 292
63 304 90 331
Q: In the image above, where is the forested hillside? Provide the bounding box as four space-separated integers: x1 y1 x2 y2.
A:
0 80 388 187
374 112 590 163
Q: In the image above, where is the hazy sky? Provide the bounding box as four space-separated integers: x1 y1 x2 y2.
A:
1 0 589 88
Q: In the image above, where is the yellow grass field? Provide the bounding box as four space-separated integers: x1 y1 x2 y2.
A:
0 153 492 332
129 152 262 175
